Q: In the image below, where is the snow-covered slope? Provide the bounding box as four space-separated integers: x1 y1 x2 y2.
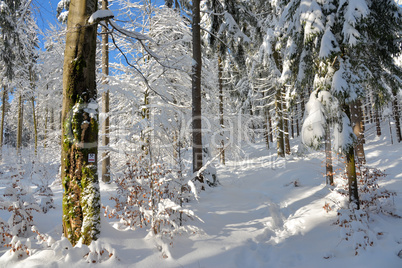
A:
1 124 401 268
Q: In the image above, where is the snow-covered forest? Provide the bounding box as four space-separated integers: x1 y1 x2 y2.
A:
0 0 402 267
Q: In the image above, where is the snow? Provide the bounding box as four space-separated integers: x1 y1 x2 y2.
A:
88 10 114 24
109 20 153 41
341 0 369 46
301 91 327 149
319 28 340 59
0 1 8 12
300 0 325 42
0 123 402 267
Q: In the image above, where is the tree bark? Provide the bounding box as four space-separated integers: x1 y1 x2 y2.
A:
31 97 37 155
192 0 203 181
218 54 225 165
269 116 273 143
350 100 365 164
375 107 381 136
263 107 270 150
296 102 300 137
101 0 111 183
344 105 360 210
392 94 401 143
44 107 48 148
283 103 291 155
17 93 23 154
275 88 284 158
346 146 359 209
0 85 7 153
61 0 100 246
325 123 333 185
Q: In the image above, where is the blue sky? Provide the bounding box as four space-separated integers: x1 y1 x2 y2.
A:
34 0 166 50
35 0 60 32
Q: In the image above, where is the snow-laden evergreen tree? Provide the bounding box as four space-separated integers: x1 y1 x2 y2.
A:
284 0 402 208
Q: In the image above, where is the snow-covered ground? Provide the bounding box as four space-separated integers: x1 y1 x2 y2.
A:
0 125 401 268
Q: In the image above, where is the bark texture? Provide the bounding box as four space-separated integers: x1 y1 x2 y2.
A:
192 0 203 180
101 0 110 183
61 0 100 246
0 86 6 151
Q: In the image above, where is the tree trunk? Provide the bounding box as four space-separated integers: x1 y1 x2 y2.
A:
31 97 38 155
375 107 381 136
0 85 7 154
17 94 23 154
296 100 300 137
350 100 365 164
346 146 359 209
275 88 285 158
325 123 333 185
283 102 291 155
101 0 111 183
218 54 225 165
360 104 366 144
61 0 100 246
44 107 48 148
392 94 401 143
263 107 270 150
269 116 273 143
192 0 203 181
344 105 360 210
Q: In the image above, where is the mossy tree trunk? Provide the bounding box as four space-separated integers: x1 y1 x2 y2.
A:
101 0 110 183
61 0 100 246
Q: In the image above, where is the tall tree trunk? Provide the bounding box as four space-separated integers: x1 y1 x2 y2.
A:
192 0 203 181
61 0 100 246
50 107 55 131
269 116 273 143
360 104 366 144
0 85 7 155
325 123 333 185
283 101 291 155
291 115 294 139
392 94 401 143
263 107 270 150
296 100 300 137
375 107 381 136
218 54 225 165
44 107 48 148
31 97 37 155
29 67 37 154
275 88 284 158
101 0 111 183
17 94 23 154
350 100 365 164
344 105 360 210
369 91 374 124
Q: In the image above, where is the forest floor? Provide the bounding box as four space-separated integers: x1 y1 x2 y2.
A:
0 124 401 267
